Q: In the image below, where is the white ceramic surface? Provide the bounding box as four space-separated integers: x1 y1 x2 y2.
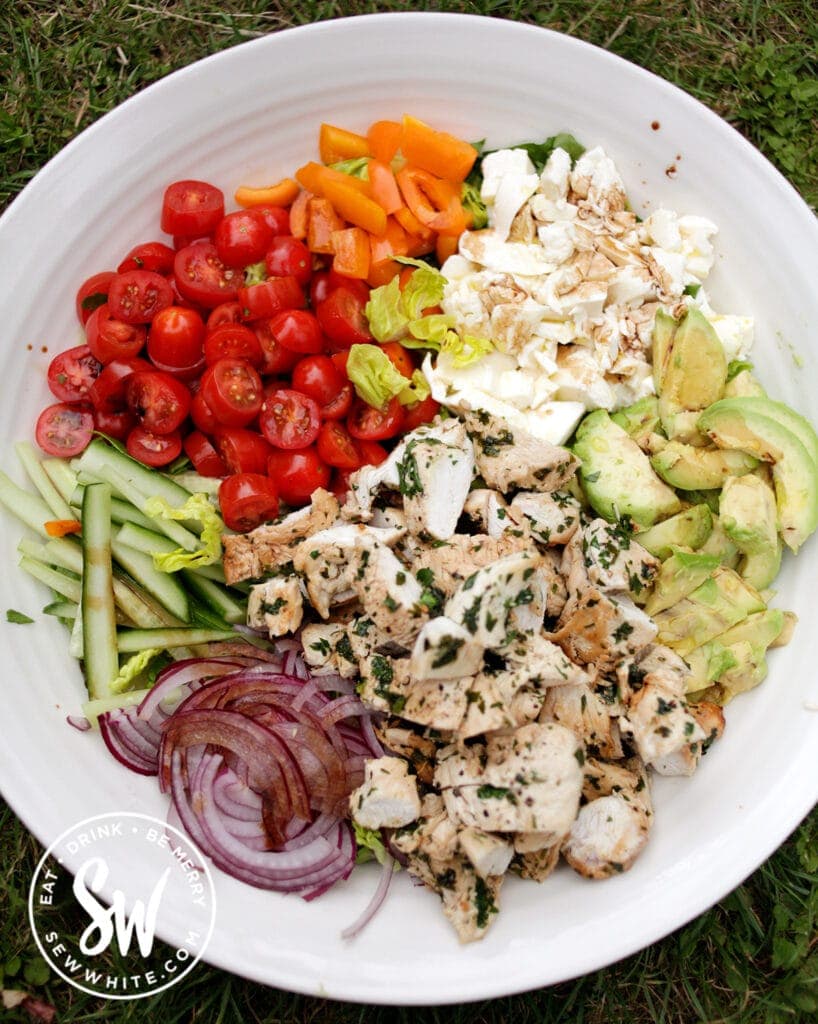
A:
1 13 816 1006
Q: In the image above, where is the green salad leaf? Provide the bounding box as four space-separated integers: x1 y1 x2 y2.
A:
353 822 392 866
461 179 488 229
329 157 370 179
346 344 429 409
110 648 162 695
6 608 34 624
143 492 224 571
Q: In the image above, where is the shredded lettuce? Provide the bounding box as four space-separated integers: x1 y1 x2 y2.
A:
364 276 408 344
352 822 390 866
243 261 267 286
397 257 447 319
346 344 428 409
143 492 223 571
329 157 370 179
726 359 754 382
110 648 162 695
461 180 488 229
443 332 495 368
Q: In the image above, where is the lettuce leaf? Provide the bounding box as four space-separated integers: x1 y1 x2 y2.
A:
398 258 447 319
110 648 162 695
364 276 408 344
461 180 488 229
329 157 370 179
353 822 390 866
143 492 224 571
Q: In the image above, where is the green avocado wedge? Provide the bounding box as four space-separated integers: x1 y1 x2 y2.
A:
651 441 758 490
697 398 818 552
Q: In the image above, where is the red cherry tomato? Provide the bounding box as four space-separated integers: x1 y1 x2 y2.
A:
47 345 102 403
381 341 415 379
309 271 332 308
166 274 204 312
218 473 279 532
88 357 152 412
35 403 94 457
161 180 225 237
267 447 330 507
291 355 346 405
200 358 263 428
238 276 305 320
147 306 205 370
268 308 324 355
319 382 353 420
264 236 312 287
347 396 406 441
329 468 354 502
183 430 228 477
117 241 176 275
85 304 146 364
204 324 264 369
207 302 244 331
93 406 136 441
125 370 191 435
316 286 372 348
327 270 370 305
174 242 242 308
253 206 291 236
259 388 320 450
190 391 219 434
330 350 350 376
252 319 301 376
316 420 362 471
214 210 274 268
213 427 273 475
107 270 173 324
403 394 441 431
357 439 389 467
126 426 182 467
76 271 116 325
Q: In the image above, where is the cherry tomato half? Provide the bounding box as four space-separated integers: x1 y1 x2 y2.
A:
85 304 146 364
316 420 362 471
75 271 116 325
190 391 220 434
214 210 274 268
36 403 94 457
403 394 441 431
174 242 243 308
161 180 225 237
93 406 136 441
218 473 279 532
207 302 244 331
117 241 176 276
47 345 102 403
252 318 300 375
267 447 330 507
357 439 389 467
254 205 291 236
88 357 152 413
183 430 228 477
125 370 191 435
147 306 205 371
259 388 320 450
347 396 406 441
238 276 305 320
264 236 312 287
214 427 273 475
291 354 346 406
269 308 324 355
204 323 264 368
327 270 370 305
200 358 263 428
126 426 182 467
316 286 372 348
107 270 173 324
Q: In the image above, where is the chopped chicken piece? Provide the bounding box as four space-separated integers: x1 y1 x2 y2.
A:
459 827 514 879
401 676 473 732
510 490 581 546
539 681 620 759
409 616 484 682
574 518 659 596
300 622 357 679
462 409 580 493
621 683 705 764
435 722 583 838
342 455 402 521
412 533 537 596
369 506 408 531
352 540 426 648
460 671 519 738
374 722 437 785
349 756 421 829
513 843 561 882
398 424 475 540
435 857 504 944
462 489 527 539
500 633 590 687
246 576 304 638
650 700 725 776
392 793 460 863
356 653 413 715
633 643 692 697
550 587 658 670
222 488 339 583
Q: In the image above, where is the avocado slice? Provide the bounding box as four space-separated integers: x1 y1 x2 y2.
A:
653 566 766 657
720 472 782 589
706 396 818 468
697 398 818 551
573 410 682 527
635 503 712 559
657 308 727 432
644 547 721 616
684 640 739 694
698 517 741 569
652 308 677 393
661 410 710 446
611 395 660 448
651 441 758 490
724 369 766 399
693 609 785 701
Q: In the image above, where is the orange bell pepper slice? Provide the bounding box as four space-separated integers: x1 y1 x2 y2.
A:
330 227 371 280
435 232 460 264
400 115 478 183
367 216 409 286
295 161 370 198
289 190 311 239
307 197 345 255
367 120 402 164
395 166 467 236
234 177 300 209
44 519 82 537
368 160 403 215
319 123 371 165
321 178 387 237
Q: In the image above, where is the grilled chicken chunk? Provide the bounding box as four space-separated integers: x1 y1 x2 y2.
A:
349 756 422 829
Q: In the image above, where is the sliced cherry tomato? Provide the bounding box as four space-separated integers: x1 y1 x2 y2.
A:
291 355 346 405
356 439 389 466
319 382 353 420
253 205 291 236
166 273 204 312
204 323 264 368
238 276 305 320
268 308 324 355
347 395 406 441
47 345 102 403
259 388 320 450
88 357 152 412
218 473 279 532
309 271 332 308
264 236 312 287
125 370 191 435
117 241 176 275
381 341 415 379
35 403 94 457
190 391 219 434
316 420 362 470
93 406 136 441
126 426 182 467
403 394 441 431
329 467 354 502
183 430 228 477
107 270 173 324
147 306 205 370
316 286 372 348
214 210 274 268
252 318 301 375
207 302 244 330
76 271 116 325
174 242 242 308
267 447 330 507
213 427 272 475
330 350 350 376
85 304 146 364
161 180 225 237
327 270 370 305
200 358 263 428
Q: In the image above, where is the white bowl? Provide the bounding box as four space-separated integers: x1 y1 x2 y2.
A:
1 12 817 1006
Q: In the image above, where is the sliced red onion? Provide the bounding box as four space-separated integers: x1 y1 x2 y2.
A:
137 658 242 722
99 709 157 776
66 715 91 732
340 854 396 937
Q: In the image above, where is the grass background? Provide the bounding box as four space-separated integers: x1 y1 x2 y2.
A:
1 2 817 1021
